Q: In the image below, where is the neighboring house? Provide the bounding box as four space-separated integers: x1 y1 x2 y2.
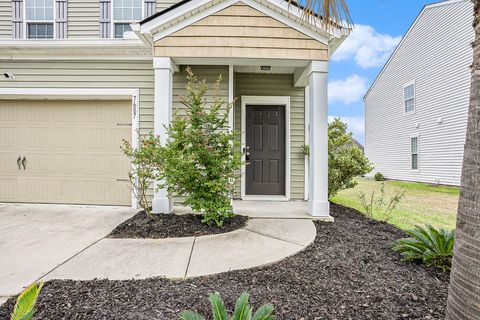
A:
352 139 364 154
364 0 473 186
0 0 349 217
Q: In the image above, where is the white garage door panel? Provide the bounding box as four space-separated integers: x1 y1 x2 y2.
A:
0 100 132 205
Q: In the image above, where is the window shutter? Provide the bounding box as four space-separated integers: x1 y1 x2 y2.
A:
12 0 23 38
144 0 155 18
55 0 67 38
100 0 111 38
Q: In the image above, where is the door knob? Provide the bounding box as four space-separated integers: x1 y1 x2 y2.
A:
17 156 21 170
21 156 26 170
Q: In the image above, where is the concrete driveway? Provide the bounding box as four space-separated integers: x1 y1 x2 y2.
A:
0 203 135 301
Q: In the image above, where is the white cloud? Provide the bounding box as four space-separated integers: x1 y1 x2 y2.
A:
328 115 365 144
332 24 401 68
328 74 368 105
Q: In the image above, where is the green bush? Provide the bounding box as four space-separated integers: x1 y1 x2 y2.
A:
392 225 455 271
328 118 373 198
11 282 43 320
121 132 161 217
156 68 242 226
358 182 405 222
180 292 275 320
374 172 385 181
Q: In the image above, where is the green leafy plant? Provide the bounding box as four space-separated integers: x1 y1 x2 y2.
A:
11 282 43 320
180 292 275 320
392 225 455 271
358 182 406 222
374 172 385 181
121 132 161 218
156 68 242 226
300 144 310 156
328 118 373 198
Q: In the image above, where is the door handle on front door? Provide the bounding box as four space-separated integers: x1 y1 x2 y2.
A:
21 156 26 170
17 156 21 170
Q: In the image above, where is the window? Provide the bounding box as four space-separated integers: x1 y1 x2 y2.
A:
404 83 415 113
411 137 418 170
112 0 142 38
25 0 54 39
114 23 132 38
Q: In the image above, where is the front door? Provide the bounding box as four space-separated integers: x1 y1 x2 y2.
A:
245 105 286 196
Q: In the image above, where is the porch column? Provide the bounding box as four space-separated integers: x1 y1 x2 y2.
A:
152 57 176 214
307 61 330 217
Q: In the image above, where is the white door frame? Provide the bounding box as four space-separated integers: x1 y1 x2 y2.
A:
240 95 290 201
0 87 140 208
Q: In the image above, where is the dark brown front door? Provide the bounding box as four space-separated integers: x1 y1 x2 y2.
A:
245 105 286 196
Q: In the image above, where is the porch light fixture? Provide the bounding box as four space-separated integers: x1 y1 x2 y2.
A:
260 66 271 71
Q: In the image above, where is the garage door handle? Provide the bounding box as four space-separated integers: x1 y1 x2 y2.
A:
21 156 26 170
17 156 21 170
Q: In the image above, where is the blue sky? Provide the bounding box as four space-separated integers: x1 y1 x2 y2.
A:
328 0 435 144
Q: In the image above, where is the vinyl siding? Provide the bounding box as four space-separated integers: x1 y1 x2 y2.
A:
364 0 473 186
0 0 11 38
234 73 305 199
68 0 100 38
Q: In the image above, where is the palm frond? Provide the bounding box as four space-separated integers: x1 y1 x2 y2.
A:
293 0 353 30
180 310 206 320
252 304 275 320
11 282 43 320
232 292 252 320
209 293 228 320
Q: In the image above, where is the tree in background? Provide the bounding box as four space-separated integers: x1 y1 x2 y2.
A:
328 118 373 198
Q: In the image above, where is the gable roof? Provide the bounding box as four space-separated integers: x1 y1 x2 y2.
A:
363 0 470 100
135 0 350 51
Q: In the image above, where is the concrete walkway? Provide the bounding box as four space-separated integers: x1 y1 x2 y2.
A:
44 218 316 280
1 202 317 302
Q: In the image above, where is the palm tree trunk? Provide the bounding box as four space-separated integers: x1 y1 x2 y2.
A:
445 1 480 319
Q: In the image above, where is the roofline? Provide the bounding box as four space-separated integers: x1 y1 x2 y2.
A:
363 0 470 100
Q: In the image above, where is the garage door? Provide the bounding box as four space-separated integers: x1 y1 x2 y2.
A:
0 99 132 205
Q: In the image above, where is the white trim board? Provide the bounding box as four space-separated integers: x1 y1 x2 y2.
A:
240 95 291 201
0 87 140 209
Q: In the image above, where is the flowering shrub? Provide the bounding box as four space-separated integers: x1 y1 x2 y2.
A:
156 68 242 226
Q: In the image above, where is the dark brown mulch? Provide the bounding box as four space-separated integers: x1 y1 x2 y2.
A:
0 204 449 319
108 211 249 239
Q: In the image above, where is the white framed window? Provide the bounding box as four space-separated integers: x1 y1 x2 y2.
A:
410 136 419 170
403 81 416 113
112 0 144 38
25 0 55 39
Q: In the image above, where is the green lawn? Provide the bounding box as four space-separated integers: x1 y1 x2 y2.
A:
330 178 459 231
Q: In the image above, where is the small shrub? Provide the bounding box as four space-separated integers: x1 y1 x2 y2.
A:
392 225 455 271
358 182 406 222
11 282 43 320
374 172 385 181
180 292 275 320
328 118 373 198
156 68 242 226
300 144 310 156
121 132 161 218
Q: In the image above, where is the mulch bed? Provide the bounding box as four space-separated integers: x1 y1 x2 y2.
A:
108 211 249 239
0 204 449 319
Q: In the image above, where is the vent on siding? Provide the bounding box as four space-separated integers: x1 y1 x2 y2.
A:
100 0 111 38
12 0 23 38
55 0 67 38
144 0 155 17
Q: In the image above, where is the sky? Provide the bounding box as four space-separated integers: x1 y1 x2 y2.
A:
328 0 436 144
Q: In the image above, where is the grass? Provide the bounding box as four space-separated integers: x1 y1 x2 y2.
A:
330 178 459 231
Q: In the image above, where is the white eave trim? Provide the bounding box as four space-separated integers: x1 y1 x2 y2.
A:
0 39 147 48
363 0 470 100
0 88 139 100
140 0 348 46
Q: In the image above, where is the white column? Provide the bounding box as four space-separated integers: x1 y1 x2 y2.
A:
152 57 177 214
308 61 330 217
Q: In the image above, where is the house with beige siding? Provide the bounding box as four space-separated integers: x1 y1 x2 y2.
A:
364 0 473 186
0 0 349 218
